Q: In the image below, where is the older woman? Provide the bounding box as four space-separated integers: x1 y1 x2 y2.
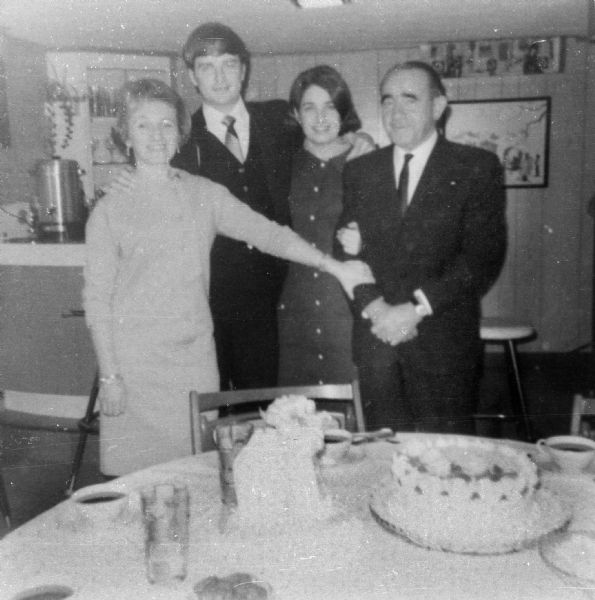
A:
84 78 373 476
278 65 374 386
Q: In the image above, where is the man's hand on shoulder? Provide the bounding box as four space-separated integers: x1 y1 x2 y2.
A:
102 166 135 196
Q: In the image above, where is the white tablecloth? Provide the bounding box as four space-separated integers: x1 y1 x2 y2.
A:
1 434 594 600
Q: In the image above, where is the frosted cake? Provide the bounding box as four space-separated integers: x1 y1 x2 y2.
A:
376 435 569 553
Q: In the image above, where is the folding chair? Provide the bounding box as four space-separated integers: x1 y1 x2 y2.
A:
65 373 100 496
189 381 365 453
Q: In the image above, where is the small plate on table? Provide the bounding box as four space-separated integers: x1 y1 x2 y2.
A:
539 529 595 588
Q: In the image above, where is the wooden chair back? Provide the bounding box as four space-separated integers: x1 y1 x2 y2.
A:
189 381 365 453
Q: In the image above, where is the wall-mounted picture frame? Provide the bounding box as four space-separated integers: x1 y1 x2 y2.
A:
420 37 563 78
445 97 551 188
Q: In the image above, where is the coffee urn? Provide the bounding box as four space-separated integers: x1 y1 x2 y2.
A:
32 157 87 242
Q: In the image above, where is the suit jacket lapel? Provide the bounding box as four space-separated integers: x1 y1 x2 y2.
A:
374 145 400 227
406 136 453 217
248 105 279 197
189 108 224 169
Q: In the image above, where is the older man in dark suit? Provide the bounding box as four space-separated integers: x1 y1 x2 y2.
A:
336 61 507 434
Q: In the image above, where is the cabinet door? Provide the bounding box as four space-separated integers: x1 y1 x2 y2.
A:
0 265 96 395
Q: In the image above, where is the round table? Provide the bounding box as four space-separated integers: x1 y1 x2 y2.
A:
1 434 594 600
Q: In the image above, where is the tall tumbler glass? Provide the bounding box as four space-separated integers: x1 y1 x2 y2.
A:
214 422 254 506
140 482 189 585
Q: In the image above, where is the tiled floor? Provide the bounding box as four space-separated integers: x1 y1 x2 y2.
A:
1 351 593 537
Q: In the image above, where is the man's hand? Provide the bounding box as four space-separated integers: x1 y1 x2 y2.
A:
99 381 127 417
363 298 420 346
336 221 362 256
343 131 376 161
334 260 375 300
103 166 135 196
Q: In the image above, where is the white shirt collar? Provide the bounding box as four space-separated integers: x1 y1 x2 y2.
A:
202 99 250 157
393 130 439 205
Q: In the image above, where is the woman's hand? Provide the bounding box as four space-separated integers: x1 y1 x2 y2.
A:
336 221 362 256
331 259 375 300
99 380 127 417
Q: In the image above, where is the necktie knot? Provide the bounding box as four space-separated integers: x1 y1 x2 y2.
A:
222 114 237 135
222 115 243 163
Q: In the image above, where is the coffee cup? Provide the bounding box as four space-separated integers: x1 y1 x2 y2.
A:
536 435 595 473
70 483 130 525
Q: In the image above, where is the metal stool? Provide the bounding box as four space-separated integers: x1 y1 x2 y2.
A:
65 373 100 496
475 317 535 441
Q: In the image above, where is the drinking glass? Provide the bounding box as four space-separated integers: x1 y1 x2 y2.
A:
214 422 254 506
140 482 189 585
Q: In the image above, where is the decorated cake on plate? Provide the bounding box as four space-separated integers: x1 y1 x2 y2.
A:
374 435 570 554
233 396 335 529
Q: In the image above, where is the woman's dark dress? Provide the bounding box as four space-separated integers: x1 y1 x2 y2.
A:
278 147 355 385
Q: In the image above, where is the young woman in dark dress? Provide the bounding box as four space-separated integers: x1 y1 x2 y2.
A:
278 65 372 386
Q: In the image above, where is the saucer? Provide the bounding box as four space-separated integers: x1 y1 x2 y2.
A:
539 529 595 587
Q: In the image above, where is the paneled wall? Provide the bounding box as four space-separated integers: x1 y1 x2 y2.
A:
230 38 592 353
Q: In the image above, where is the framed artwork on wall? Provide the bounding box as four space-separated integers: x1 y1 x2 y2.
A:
420 37 563 78
445 97 551 188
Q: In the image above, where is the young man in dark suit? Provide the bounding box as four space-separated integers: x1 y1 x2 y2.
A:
172 23 301 390
336 61 507 434
174 22 374 391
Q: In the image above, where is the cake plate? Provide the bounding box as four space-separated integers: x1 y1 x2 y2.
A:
369 481 571 555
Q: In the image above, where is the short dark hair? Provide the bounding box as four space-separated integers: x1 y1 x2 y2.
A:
380 60 446 98
182 22 250 93
112 78 189 160
288 65 361 136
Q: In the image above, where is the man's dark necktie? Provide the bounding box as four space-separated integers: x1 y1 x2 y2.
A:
397 153 413 215
222 115 244 163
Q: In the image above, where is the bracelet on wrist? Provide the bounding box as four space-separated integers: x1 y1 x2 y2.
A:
99 373 123 386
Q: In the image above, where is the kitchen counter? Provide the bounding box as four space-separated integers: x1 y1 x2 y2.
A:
1 241 85 266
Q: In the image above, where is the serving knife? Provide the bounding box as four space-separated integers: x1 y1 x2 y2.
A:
352 428 394 444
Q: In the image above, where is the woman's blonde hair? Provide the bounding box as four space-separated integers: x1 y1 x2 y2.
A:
112 78 190 160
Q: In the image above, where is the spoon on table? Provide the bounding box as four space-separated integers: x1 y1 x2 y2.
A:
352 428 394 444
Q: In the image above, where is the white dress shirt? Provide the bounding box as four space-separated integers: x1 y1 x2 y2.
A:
202 99 250 159
392 130 438 206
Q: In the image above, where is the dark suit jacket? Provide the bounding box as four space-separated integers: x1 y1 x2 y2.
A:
337 136 507 373
172 100 302 314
